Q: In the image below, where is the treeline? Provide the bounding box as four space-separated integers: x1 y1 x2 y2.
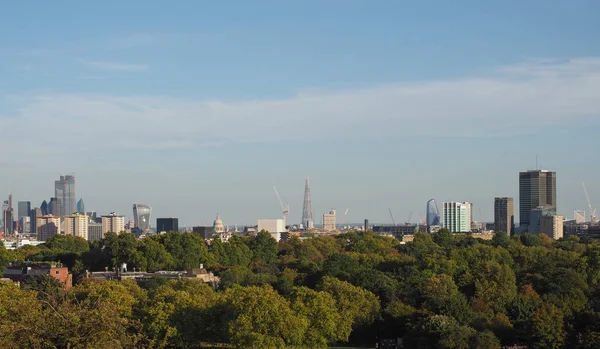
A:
2 230 600 348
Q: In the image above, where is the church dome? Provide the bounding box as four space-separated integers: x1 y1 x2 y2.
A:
213 214 225 233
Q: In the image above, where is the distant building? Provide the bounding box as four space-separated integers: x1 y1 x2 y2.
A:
17 201 31 219
77 198 85 214
49 197 60 216
213 215 225 234
323 210 336 231
519 170 556 227
88 221 103 241
40 200 49 216
426 199 441 229
2 195 14 236
193 226 213 240
63 213 89 240
3 262 72 290
528 206 554 234
574 210 586 224
156 218 178 232
494 197 514 235
443 202 472 233
101 212 125 235
36 215 61 241
55 174 76 216
29 208 41 235
133 204 152 231
257 219 286 241
19 216 31 235
540 215 564 240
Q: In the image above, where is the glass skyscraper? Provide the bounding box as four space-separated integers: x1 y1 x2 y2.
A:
426 199 441 228
519 170 556 227
133 204 152 232
55 175 76 216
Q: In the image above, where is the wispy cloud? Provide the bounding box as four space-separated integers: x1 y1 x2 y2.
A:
78 59 149 72
2 57 600 158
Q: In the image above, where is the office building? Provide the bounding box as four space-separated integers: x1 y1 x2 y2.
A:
574 210 586 224
88 221 104 241
426 199 441 228
323 210 337 231
301 177 314 229
101 212 125 235
540 215 564 240
77 199 85 214
443 202 473 233
17 201 31 219
49 198 60 216
37 215 61 241
519 170 556 227
528 206 554 234
55 175 76 216
40 200 49 216
258 218 286 241
63 213 89 240
193 226 213 240
2 195 14 236
30 207 41 235
19 216 31 234
157 218 178 232
494 197 514 235
133 204 152 231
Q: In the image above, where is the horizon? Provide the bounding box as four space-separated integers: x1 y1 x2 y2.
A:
1 1 599 226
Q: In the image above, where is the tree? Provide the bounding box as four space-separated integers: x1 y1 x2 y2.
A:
249 231 278 266
320 277 380 332
530 304 565 349
44 234 90 254
157 232 212 270
290 286 344 348
0 282 47 348
139 237 174 272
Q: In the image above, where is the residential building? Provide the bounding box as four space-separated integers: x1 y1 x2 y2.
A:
55 175 76 216
519 170 556 227
3 262 72 290
101 212 125 235
443 202 472 233
323 210 337 231
133 204 152 231
88 221 103 241
157 217 178 232
36 215 61 241
494 197 514 235
540 215 564 240
63 213 89 240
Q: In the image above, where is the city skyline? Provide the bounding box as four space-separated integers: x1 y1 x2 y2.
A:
0 2 599 226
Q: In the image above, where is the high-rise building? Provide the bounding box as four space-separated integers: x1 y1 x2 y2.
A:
426 199 441 230
528 206 554 234
77 198 85 214
55 175 76 216
88 221 104 241
301 177 314 229
49 197 60 216
40 200 49 216
17 201 31 219
494 197 514 235
519 170 556 227
157 218 178 232
443 202 473 233
540 215 564 240
19 216 31 234
133 204 152 231
30 207 41 235
63 213 89 240
37 215 61 241
2 195 14 235
101 212 125 235
323 210 336 231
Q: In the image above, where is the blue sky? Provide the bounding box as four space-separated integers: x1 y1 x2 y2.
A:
0 1 599 226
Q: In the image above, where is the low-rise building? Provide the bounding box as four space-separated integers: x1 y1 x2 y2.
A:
3 262 72 290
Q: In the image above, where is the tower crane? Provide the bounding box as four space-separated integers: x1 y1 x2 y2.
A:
273 186 290 226
339 208 349 229
388 208 396 226
582 181 598 223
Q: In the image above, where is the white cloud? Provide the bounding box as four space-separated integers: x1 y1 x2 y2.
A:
2 57 600 159
78 59 149 72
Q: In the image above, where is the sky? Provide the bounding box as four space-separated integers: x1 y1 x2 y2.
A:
0 1 599 227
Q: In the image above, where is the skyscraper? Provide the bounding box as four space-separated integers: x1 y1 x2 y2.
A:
133 204 152 231
494 197 514 235
2 195 14 235
426 199 441 228
442 202 472 233
519 170 556 227
30 207 42 235
301 177 313 229
37 215 61 241
17 201 31 219
55 175 76 215
40 200 49 216
156 218 179 232
77 198 85 214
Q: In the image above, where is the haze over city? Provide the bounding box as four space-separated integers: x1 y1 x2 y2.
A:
1 1 599 226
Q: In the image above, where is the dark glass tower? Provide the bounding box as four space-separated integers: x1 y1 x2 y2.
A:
55 175 76 215
519 170 556 227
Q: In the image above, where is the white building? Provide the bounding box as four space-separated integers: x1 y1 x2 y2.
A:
63 213 89 240
540 215 564 240
36 215 61 241
101 212 125 235
258 218 286 241
442 202 472 233
323 210 336 231
213 214 225 234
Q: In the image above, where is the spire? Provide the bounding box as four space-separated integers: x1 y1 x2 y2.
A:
301 176 313 229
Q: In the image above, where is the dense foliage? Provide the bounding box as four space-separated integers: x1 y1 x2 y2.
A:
2 229 600 348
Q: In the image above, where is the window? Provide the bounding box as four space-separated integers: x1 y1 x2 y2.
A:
55 270 60 275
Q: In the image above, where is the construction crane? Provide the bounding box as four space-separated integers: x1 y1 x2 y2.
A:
582 181 598 223
273 186 290 226
406 212 413 225
388 208 396 226
339 208 349 229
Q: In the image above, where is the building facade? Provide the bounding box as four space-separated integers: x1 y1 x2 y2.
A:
443 202 472 233
63 213 89 240
37 215 61 241
528 206 554 234
540 215 564 240
494 197 514 235
101 212 125 235
323 210 336 231
88 221 103 241
519 170 556 227
157 218 179 232
426 199 441 229
17 201 31 219
55 175 76 216
133 204 152 231
77 198 85 214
